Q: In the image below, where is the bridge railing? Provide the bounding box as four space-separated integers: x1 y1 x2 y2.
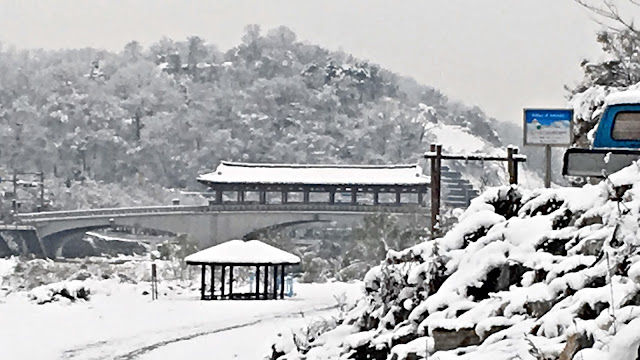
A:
16 203 429 222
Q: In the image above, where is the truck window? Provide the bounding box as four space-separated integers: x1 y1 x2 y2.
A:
611 111 640 140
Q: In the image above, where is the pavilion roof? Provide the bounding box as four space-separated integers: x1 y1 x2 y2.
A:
185 239 301 265
197 161 430 187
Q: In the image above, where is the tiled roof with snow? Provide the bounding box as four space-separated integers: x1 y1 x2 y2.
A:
185 240 301 265
197 161 430 186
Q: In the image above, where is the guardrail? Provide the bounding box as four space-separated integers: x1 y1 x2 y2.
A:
15 203 429 222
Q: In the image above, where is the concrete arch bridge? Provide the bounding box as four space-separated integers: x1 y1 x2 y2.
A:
15 203 429 258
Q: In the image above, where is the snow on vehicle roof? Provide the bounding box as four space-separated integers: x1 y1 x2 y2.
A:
185 239 301 265
197 161 430 186
605 89 640 106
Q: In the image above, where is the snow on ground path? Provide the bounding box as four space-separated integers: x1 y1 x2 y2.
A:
0 281 362 360
137 306 342 360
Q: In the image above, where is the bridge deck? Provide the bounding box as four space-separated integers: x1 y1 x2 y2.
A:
16 203 429 222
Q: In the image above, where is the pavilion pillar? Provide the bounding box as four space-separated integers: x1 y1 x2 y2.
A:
329 189 335 204
220 266 226 299
259 190 266 204
263 265 269 300
256 265 261 299
237 190 244 203
395 189 402 205
303 189 310 204
200 265 206 300
282 190 288 204
229 265 234 299
351 188 357 205
373 189 379 205
418 191 424 206
210 264 215 300
215 189 223 204
273 265 278 300
280 264 286 299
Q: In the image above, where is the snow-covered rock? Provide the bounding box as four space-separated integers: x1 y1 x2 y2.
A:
277 163 640 359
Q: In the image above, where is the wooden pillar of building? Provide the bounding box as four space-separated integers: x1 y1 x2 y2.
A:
280 265 286 299
417 191 424 206
273 265 278 300
220 266 226 299
282 190 288 204
229 265 234 299
259 190 267 204
395 189 402 205
351 188 357 205
329 189 335 204
200 265 206 300
255 265 261 299
210 265 215 300
263 265 269 299
373 189 379 205
215 189 223 204
237 190 244 203
303 189 310 204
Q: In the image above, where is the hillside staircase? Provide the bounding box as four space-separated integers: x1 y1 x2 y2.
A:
441 165 479 208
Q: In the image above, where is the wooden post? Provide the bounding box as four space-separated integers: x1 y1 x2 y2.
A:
39 171 45 209
282 191 288 204
303 189 310 204
200 265 206 300
215 189 223 204
263 265 269 299
395 189 401 204
273 265 278 300
513 147 520 185
151 263 158 300
507 146 516 185
329 189 335 204
544 145 551 188
256 265 260 299
417 191 424 206
237 190 244 203
373 190 379 205
430 144 442 238
351 188 357 205
259 190 266 204
210 265 215 300
280 264 285 299
229 265 234 299
220 265 226 299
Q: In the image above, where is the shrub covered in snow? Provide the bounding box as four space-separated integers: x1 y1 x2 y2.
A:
275 163 640 359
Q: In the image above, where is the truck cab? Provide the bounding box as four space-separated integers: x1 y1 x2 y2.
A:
563 93 640 178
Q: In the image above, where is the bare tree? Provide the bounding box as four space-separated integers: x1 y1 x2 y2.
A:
574 0 640 34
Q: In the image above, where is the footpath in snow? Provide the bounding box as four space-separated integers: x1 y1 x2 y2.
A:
0 269 362 360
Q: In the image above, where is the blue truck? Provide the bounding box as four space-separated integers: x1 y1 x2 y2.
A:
563 92 640 177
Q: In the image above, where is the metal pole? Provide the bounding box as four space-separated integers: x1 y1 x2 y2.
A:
544 145 551 188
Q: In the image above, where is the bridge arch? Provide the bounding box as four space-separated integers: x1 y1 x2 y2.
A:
18 206 428 258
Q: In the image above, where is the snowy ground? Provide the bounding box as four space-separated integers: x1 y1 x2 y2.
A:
0 269 362 360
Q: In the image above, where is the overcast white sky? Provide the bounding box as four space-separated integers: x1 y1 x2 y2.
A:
0 0 622 125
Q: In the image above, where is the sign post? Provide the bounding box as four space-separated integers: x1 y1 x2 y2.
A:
523 109 574 188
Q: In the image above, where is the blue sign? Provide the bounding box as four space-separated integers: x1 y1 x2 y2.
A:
524 109 573 146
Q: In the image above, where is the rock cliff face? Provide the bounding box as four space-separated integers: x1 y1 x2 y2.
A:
275 164 640 360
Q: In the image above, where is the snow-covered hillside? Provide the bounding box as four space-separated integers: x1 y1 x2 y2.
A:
274 163 640 359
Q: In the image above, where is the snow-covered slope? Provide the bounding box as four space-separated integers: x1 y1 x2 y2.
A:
276 163 640 359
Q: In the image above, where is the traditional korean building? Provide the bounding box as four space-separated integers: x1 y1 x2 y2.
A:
185 239 301 300
196 161 430 206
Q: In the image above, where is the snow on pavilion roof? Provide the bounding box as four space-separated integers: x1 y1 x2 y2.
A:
185 239 301 265
197 161 430 186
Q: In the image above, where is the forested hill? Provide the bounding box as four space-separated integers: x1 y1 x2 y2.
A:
0 25 504 208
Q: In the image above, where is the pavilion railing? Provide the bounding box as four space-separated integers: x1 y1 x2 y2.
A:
15 203 429 222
